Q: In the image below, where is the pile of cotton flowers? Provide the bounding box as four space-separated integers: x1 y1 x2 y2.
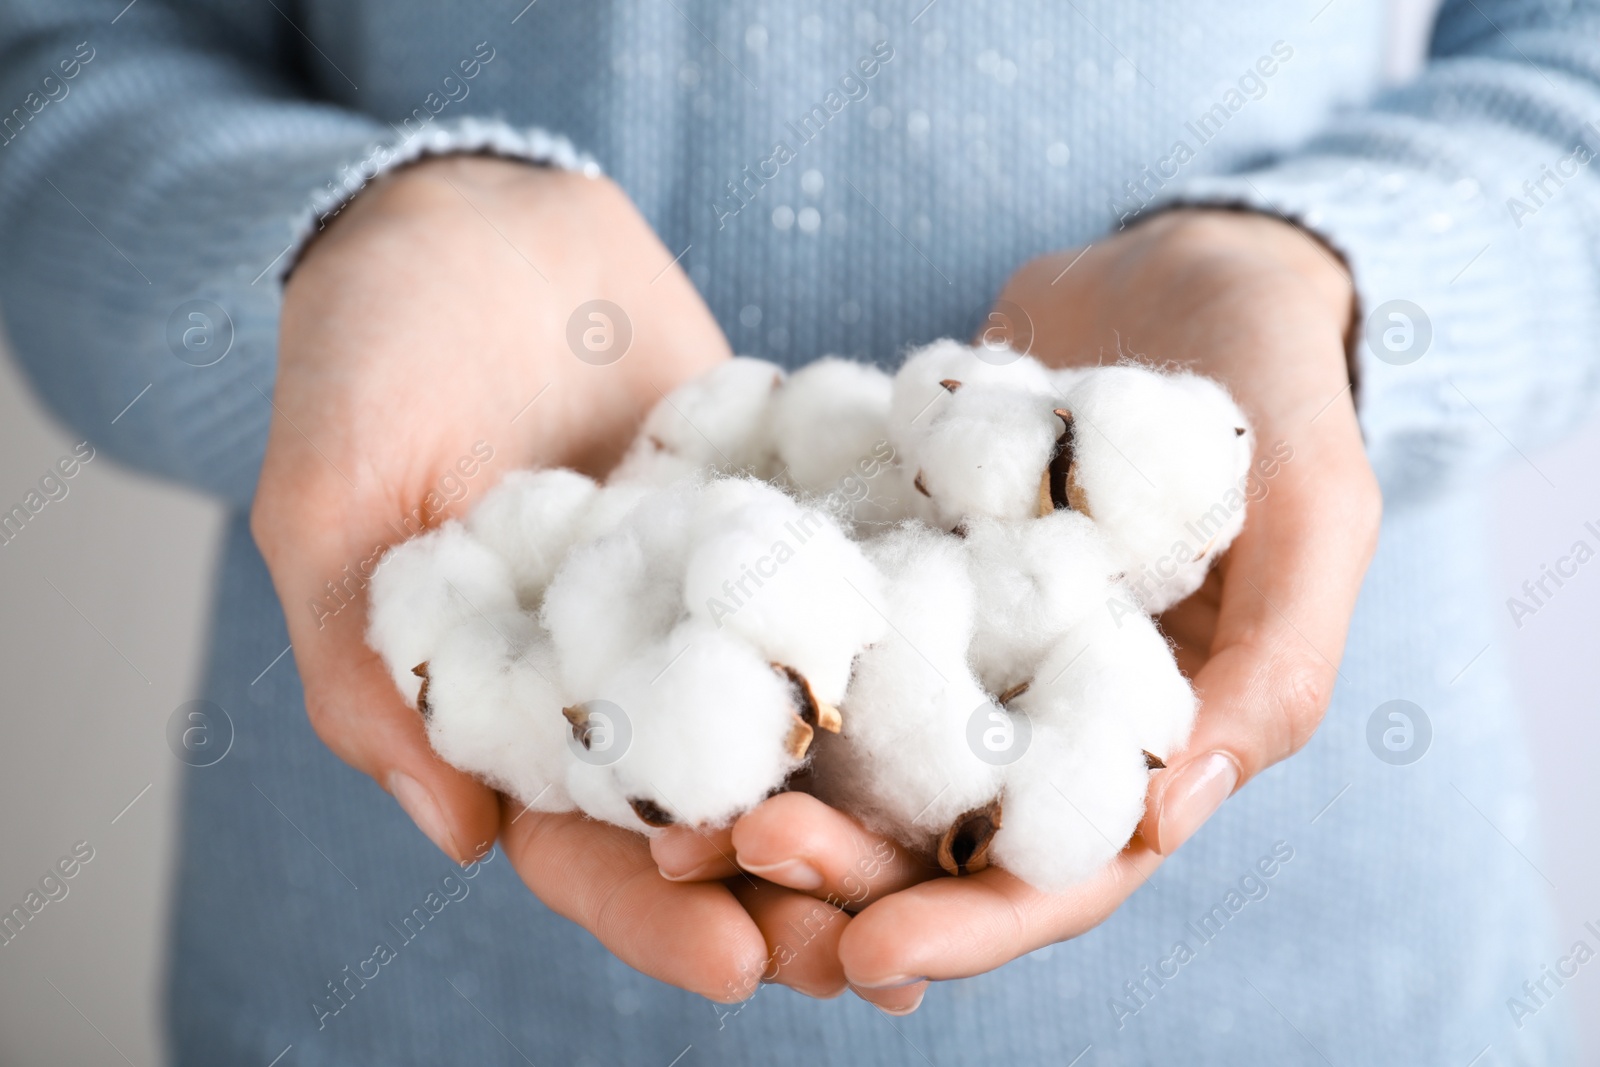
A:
366 340 1254 891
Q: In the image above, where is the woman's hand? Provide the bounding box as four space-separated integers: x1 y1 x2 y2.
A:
657 209 1380 1011
252 156 819 1002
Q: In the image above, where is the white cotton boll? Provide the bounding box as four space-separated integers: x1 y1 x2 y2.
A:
565 621 803 831
911 386 1064 527
636 357 786 477
809 525 1002 849
887 339 1056 457
540 484 702 695
963 511 1123 692
465 469 599 608
1017 604 1196 763
683 483 885 704
366 521 518 703
606 440 706 489
1046 365 1089 396
421 612 574 813
574 481 654 543
989 716 1150 891
770 357 894 495
1063 365 1253 612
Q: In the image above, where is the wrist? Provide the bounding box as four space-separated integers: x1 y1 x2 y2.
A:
1142 208 1355 336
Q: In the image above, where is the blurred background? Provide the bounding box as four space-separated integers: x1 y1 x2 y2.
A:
4 1 1599 1062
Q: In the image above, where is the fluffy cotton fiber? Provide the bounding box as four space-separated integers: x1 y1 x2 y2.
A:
961 511 1124 693
1062 365 1253 611
420 612 573 813
466 468 599 608
366 520 518 703
612 357 786 485
809 524 1002 850
365 342 1248 890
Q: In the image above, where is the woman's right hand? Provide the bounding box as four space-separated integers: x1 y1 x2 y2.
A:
252 156 844 1003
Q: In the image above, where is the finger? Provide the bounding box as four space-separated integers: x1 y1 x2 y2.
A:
727 878 850 999
729 792 935 906
849 978 929 1016
1144 424 1380 855
502 803 768 1002
839 845 1164 988
651 824 740 882
256 498 501 866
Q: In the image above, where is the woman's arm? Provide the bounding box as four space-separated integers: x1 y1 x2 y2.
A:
1149 0 1600 499
0 1 583 507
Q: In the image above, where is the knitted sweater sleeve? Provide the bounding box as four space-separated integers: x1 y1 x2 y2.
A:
1155 0 1600 499
0 0 589 509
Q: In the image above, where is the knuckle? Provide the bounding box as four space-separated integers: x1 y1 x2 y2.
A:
1272 655 1335 753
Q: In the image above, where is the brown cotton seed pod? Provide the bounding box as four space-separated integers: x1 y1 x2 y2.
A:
1037 408 1092 518
939 378 963 393
562 705 601 750
773 663 842 734
997 680 1031 706
785 715 816 759
937 798 1003 876
412 662 432 720
1144 750 1166 770
913 469 931 497
628 796 676 827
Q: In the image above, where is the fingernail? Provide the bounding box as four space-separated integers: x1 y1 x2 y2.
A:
658 860 726 883
1154 751 1240 855
737 857 824 890
851 975 926 990
389 772 461 862
882 990 926 1015
653 833 719 881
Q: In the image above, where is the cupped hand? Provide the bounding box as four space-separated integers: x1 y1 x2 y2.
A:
252 156 827 1002
659 208 1380 1010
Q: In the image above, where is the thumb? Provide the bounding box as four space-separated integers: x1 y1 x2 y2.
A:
1141 422 1379 856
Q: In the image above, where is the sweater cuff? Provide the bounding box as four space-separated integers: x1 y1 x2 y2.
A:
276 116 601 287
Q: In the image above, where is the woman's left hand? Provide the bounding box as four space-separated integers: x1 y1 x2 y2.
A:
654 208 1380 1013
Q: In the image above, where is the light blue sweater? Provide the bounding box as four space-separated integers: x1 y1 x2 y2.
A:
1 0 1596 1063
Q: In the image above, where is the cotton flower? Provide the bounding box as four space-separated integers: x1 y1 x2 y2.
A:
1014 605 1196 765
366 343 1242 890
1061 365 1253 611
366 520 518 703
682 478 885 704
564 619 808 831
887 338 1056 455
612 357 786 485
809 524 1003 851
770 356 893 495
417 611 573 813
466 469 599 608
962 510 1124 693
987 715 1150 891
907 384 1065 529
